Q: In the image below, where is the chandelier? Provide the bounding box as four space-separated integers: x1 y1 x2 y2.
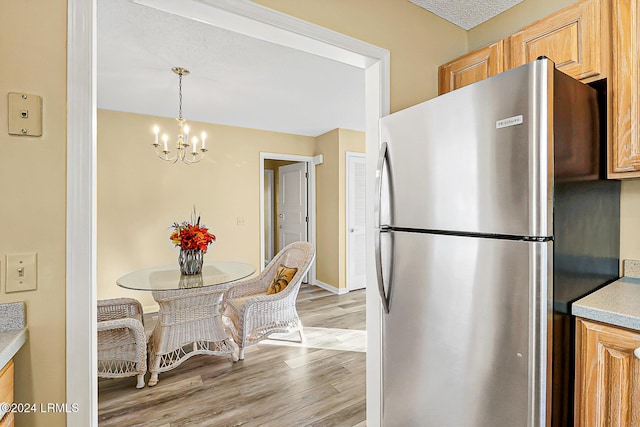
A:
152 67 207 164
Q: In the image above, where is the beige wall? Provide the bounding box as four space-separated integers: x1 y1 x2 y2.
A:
0 1 67 426
621 181 640 271
254 0 468 112
315 129 365 290
98 110 366 302
14 0 627 424
315 130 341 288
97 110 316 310
467 0 577 50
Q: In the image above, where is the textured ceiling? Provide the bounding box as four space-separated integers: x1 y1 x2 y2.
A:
98 0 519 137
97 0 365 137
409 0 523 30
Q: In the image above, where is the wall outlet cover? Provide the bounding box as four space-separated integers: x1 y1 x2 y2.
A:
8 92 43 137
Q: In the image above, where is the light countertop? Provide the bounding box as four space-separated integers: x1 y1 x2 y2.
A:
0 302 27 369
0 328 27 370
572 276 640 331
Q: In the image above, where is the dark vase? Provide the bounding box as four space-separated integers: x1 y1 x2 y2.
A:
178 249 203 275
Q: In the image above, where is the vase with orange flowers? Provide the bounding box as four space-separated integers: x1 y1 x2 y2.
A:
170 211 216 275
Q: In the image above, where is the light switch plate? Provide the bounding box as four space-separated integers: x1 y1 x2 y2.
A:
8 92 42 137
6 252 37 293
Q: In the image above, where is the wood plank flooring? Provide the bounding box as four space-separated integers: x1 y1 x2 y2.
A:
98 285 366 427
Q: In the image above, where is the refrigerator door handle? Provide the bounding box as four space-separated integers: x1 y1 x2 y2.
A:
375 141 392 313
375 227 392 313
374 141 388 229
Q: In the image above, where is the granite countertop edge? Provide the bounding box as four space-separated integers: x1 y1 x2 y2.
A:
572 276 640 332
0 328 28 371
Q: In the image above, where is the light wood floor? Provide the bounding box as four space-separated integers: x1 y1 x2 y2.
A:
98 285 366 427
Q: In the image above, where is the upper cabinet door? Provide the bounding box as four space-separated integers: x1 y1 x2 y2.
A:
438 41 504 95
508 0 604 82
609 0 640 177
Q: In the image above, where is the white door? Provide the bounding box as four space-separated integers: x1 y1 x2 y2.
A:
278 162 308 249
347 152 366 290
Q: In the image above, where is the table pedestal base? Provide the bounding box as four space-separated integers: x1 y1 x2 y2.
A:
147 286 236 386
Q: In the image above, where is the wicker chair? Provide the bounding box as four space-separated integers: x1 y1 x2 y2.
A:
222 241 315 360
97 298 147 388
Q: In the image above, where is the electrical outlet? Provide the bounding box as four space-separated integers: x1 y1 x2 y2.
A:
6 252 37 293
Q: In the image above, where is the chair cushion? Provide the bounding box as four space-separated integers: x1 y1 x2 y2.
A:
266 264 298 295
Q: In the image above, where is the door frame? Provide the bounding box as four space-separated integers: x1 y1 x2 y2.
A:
346 151 366 291
67 1 390 425
260 152 319 285
264 169 275 265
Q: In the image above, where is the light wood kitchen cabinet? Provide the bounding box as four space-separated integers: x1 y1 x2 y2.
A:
0 360 14 426
574 318 640 427
608 0 640 177
437 41 504 95
508 0 606 82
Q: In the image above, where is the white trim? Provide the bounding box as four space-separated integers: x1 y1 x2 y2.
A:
264 169 275 263
71 1 389 425
67 0 97 426
313 280 349 295
133 0 385 68
143 304 160 314
346 151 366 292
260 152 317 286
365 59 388 427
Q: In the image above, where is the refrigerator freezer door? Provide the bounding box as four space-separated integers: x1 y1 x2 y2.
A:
382 231 550 427
379 59 553 237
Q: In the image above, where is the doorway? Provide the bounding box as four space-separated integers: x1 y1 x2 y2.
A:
264 160 309 266
67 1 390 425
260 153 318 284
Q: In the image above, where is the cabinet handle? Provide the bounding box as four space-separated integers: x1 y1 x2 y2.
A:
635 347 640 359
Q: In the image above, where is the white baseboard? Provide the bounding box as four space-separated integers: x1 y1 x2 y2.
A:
313 280 349 295
143 304 159 314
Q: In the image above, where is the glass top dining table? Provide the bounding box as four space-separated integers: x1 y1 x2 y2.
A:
116 261 256 291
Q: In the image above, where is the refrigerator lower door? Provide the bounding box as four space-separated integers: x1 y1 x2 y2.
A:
382 231 551 427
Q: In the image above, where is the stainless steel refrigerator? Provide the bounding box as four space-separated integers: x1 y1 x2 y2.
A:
375 57 620 426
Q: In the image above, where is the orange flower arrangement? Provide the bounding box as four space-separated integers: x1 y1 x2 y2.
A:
170 212 216 252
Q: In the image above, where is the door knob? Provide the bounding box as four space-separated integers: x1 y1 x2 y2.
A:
350 228 355 232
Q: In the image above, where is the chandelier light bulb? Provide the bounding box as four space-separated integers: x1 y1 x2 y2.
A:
162 134 169 153
183 124 190 147
201 132 207 150
191 136 198 154
153 125 159 145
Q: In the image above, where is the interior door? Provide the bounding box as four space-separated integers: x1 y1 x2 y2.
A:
347 152 366 290
278 162 308 249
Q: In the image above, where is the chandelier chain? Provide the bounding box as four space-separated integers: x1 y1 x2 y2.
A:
178 73 183 120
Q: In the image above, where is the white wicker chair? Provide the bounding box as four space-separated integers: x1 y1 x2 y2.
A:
97 298 147 388
222 241 315 360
